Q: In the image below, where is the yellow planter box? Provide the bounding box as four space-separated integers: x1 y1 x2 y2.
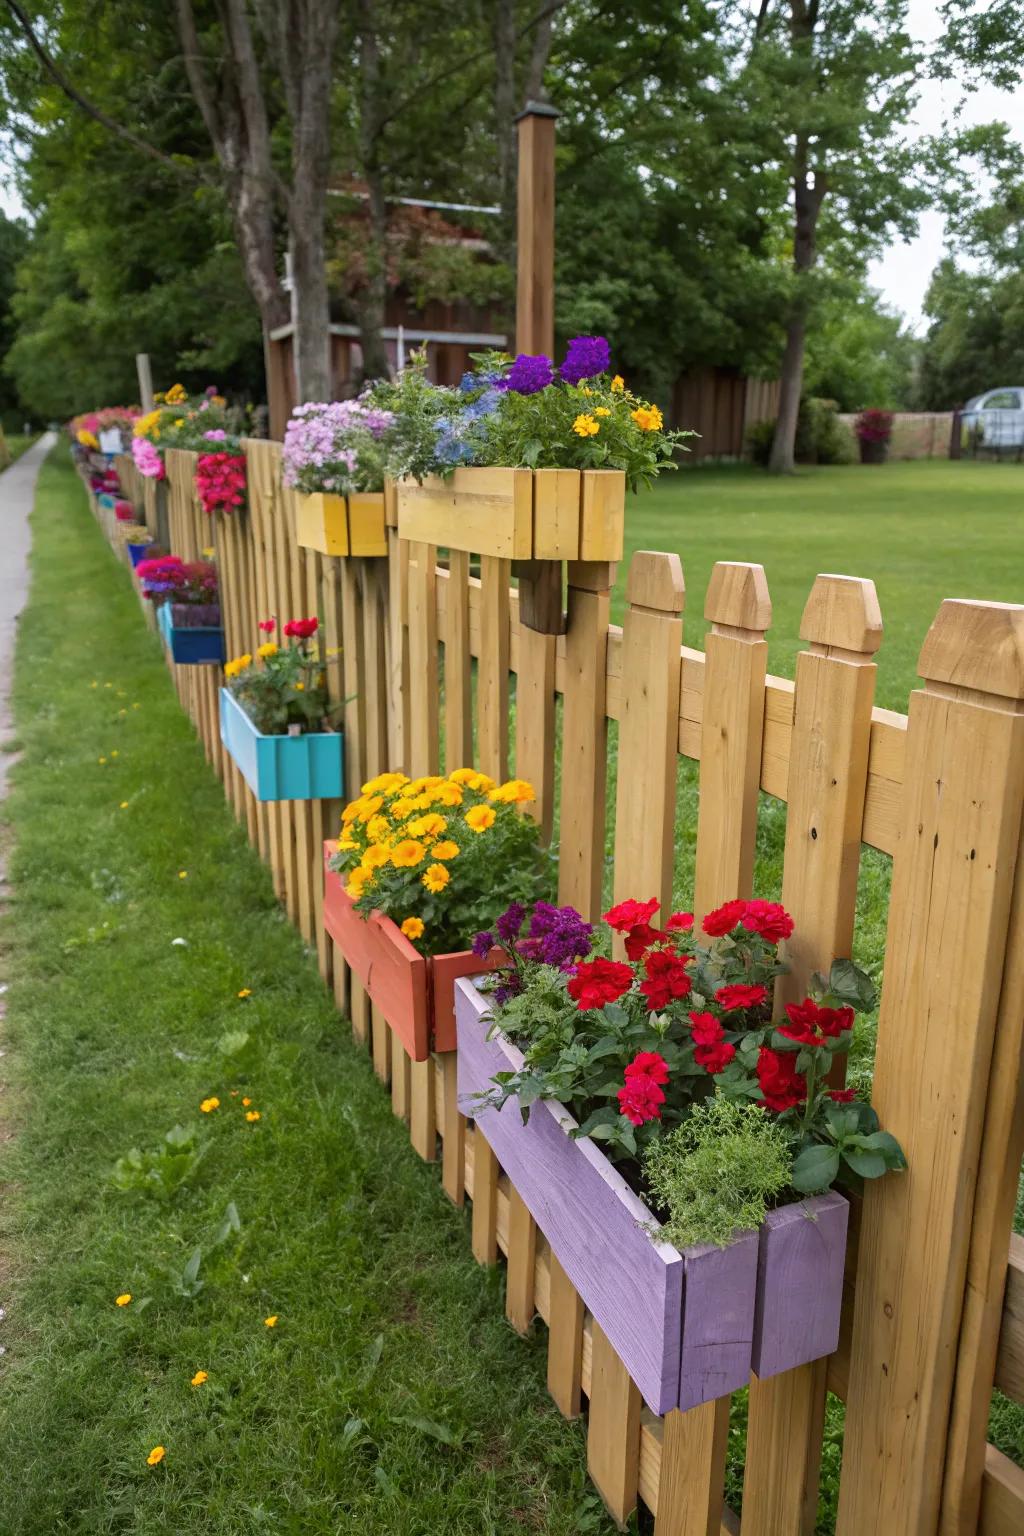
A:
294 491 388 558
396 466 624 562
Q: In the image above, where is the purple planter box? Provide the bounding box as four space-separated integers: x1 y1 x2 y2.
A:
751 1190 848 1379
456 977 758 1415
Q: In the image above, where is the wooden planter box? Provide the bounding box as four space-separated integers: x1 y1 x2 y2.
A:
219 689 344 802
455 976 848 1415
396 467 624 563
294 492 387 558
322 846 502 1061
157 601 225 666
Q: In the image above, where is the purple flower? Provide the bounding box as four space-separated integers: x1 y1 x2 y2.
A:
495 902 526 945
560 336 611 386
472 930 495 959
494 975 524 1006
507 353 554 395
516 901 593 969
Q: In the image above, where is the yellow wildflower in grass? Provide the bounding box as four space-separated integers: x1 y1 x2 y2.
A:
422 863 450 894
572 413 600 438
391 839 426 868
104 683 112 689
178 870 188 879
120 801 129 810
256 641 278 659
264 1315 278 1328
465 805 496 834
237 988 252 998
146 1446 166 1467
246 1110 261 1123
430 840 459 861
408 813 446 840
115 1293 132 1307
191 1370 208 1387
361 844 390 870
489 779 535 805
595 407 611 417
98 757 107 765
611 375 625 392
132 702 141 709
401 916 425 940
200 1097 220 1114
90 681 98 689
631 404 663 432
242 1097 252 1107
119 708 127 717
111 750 119 758
366 815 390 843
432 782 463 807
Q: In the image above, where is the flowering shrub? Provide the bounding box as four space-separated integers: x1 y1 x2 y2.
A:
282 398 395 495
195 441 247 516
136 557 219 623
473 895 905 1243
368 338 692 491
131 384 249 482
224 618 331 736
328 769 546 955
854 409 893 444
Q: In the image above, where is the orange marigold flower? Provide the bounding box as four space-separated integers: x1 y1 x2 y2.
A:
264 1315 278 1328
191 1370 208 1387
147 1446 166 1467
422 863 450 894
430 840 460 861
200 1097 220 1113
391 839 426 868
246 1110 261 1122
115 1293 132 1307
401 916 425 939
465 805 496 834
489 779 535 804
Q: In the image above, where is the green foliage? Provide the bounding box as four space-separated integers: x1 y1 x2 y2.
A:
111 1124 204 1200
367 354 462 482
225 633 331 736
643 1098 792 1250
749 399 853 467
803 286 919 411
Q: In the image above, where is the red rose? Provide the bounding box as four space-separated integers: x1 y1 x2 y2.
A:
696 1039 735 1073
666 911 694 932
714 983 768 1012
566 957 634 1011
624 922 667 961
740 900 794 945
283 617 319 640
604 897 659 933
639 949 692 1011
624 1051 669 1085
701 899 747 936
756 1046 806 1112
617 1075 665 1126
828 1088 857 1103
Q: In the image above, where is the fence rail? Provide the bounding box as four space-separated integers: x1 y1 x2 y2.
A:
105 441 1024 1535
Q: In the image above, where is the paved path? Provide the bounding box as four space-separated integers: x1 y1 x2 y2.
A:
0 433 54 796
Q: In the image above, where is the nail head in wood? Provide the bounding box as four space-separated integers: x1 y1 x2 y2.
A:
799 574 882 654
704 561 771 632
625 550 685 613
918 598 1024 698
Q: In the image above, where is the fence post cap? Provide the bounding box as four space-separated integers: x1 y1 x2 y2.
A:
704 561 771 631
800 574 882 654
626 550 685 613
918 598 1024 698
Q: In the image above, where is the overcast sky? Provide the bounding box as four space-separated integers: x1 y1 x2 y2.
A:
2 2 1019 333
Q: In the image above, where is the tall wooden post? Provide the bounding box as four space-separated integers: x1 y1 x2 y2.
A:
135 353 154 411
515 101 558 357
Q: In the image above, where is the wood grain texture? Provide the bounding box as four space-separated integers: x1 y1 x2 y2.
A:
294 492 349 556
655 1401 730 1536
678 1235 758 1412
409 1054 436 1162
347 493 387 557
506 1186 538 1335
470 1126 499 1265
995 1235 1024 1403
547 1250 585 1417
580 470 625 562
558 571 611 919
439 1051 466 1207
588 1320 643 1526
979 1444 1024 1536
406 542 439 775
443 549 472 771
514 621 557 840
751 1195 849 1378
533 468 581 560
477 555 511 781
397 469 532 559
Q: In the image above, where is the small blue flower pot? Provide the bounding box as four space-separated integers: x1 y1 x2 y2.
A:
127 542 149 568
157 602 225 666
218 688 344 802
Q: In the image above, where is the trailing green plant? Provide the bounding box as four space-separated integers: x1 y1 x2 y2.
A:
642 1097 792 1249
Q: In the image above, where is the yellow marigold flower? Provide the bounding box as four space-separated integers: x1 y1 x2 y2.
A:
178 870 188 879
595 407 611 417
401 916 425 940
573 413 600 438
430 840 460 861
489 779 535 804
345 864 374 899
120 801 129 810
341 797 364 824
200 1097 220 1114
465 805 496 834
246 1110 261 1122
337 831 359 852
422 863 450 894
391 797 417 819
366 815 390 843
237 988 252 998
264 1315 278 1328
631 404 663 432
256 642 278 659
146 1446 166 1467
115 1293 132 1307
191 1370 208 1387
448 768 478 785
361 844 390 870
242 1097 252 1107
391 839 426 868
408 813 446 839
611 375 625 392
356 795 384 822
433 782 463 807
362 771 408 795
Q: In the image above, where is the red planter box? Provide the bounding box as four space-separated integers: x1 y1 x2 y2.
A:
322 843 501 1060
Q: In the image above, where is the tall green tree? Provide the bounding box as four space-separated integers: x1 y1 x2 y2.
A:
0 208 29 424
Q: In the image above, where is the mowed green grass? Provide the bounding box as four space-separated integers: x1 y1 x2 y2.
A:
0 449 617 1535
616 459 1024 709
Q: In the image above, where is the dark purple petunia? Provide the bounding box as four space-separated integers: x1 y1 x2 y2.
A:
560 336 611 386
494 974 524 1006
472 930 496 959
507 353 554 395
495 902 526 944
516 901 593 970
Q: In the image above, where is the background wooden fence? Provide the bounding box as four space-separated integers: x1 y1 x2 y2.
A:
107 439 1024 1536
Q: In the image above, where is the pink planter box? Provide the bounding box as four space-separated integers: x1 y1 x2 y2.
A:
455 976 848 1414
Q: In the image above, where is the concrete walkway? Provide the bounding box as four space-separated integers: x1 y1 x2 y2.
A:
0 433 55 795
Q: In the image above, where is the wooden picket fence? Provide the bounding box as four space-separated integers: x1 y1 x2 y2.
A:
102 440 1024 1536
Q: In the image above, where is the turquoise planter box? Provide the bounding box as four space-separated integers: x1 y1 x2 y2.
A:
219 688 344 803
157 601 225 666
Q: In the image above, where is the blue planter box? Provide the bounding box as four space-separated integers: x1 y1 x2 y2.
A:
157 602 225 666
219 688 344 802
127 542 149 568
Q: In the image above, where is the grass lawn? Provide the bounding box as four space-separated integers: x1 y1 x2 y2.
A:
618 459 1024 710
0 448 618 1534
1 434 39 469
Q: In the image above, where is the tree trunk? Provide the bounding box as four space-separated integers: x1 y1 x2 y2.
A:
768 315 806 474
768 120 826 474
355 0 391 383
291 223 331 401
493 0 517 264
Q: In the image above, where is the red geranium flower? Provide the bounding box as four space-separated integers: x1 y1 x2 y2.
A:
779 998 855 1046
740 900 794 945
603 897 659 933
258 618 276 633
756 1046 806 1112
828 1088 857 1103
714 983 768 1012
283 617 319 640
701 899 747 936
617 1075 665 1126
624 922 667 961
639 949 692 1010
666 911 694 932
624 1051 669 1085
566 957 634 1011
687 1012 735 1073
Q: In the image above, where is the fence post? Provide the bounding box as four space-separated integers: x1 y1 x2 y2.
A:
557 561 613 919
837 599 1024 1536
742 572 881 1536
406 541 439 774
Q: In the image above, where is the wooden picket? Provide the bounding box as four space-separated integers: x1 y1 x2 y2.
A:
95 439 1024 1536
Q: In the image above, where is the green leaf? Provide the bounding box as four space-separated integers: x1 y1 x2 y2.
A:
828 958 877 1012
841 1146 888 1179
390 1414 462 1446
217 1029 251 1057
791 1143 841 1193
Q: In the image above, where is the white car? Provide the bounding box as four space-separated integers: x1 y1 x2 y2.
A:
961 387 1024 452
